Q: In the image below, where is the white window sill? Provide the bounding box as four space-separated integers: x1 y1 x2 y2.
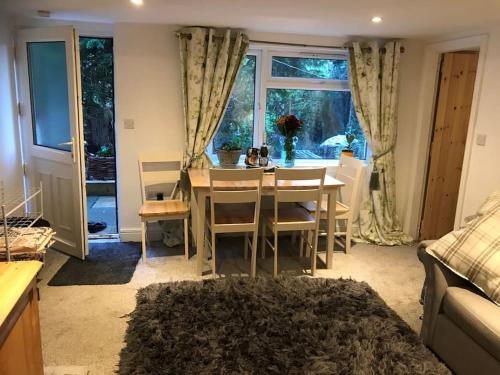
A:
208 154 342 168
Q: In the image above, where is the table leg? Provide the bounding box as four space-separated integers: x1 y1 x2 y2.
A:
190 186 198 246
326 189 337 269
141 220 147 262
196 190 207 276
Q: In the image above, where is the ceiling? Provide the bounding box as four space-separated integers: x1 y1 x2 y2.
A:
1 0 499 39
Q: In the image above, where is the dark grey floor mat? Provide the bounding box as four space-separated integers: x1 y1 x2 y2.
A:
48 242 141 286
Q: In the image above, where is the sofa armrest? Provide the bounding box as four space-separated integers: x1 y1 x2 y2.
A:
417 242 470 345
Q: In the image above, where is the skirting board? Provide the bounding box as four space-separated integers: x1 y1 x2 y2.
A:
120 225 163 242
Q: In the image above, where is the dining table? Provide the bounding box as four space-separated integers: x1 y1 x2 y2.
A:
188 168 344 276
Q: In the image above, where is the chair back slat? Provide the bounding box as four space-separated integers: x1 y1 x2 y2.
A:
277 189 320 203
336 154 364 210
275 167 325 181
211 190 259 204
141 170 180 185
138 152 183 202
210 168 263 181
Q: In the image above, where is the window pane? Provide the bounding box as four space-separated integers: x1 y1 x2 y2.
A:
265 89 367 160
27 42 71 151
272 56 348 80
212 55 256 154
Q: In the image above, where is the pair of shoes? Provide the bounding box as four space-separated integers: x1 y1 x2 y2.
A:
88 221 107 233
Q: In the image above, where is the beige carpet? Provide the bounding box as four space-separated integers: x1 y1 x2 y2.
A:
38 239 425 374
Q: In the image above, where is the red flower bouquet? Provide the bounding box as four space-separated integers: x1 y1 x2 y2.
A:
276 114 304 137
275 114 303 166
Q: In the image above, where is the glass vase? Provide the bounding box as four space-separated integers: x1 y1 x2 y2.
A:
281 135 297 167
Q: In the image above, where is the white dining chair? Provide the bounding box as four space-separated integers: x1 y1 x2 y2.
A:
261 167 326 277
138 152 190 262
205 168 264 278
299 154 364 253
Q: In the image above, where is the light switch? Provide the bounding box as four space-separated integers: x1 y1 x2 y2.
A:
476 133 487 146
124 119 135 129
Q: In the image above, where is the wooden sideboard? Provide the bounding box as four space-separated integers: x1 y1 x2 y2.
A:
0 261 44 375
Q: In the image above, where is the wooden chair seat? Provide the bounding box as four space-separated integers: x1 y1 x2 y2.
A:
299 199 350 216
206 204 255 225
139 200 189 218
261 206 315 224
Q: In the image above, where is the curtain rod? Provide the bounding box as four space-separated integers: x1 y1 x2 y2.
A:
175 33 405 53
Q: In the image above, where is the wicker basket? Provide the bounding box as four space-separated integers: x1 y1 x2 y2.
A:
216 149 241 166
86 155 116 180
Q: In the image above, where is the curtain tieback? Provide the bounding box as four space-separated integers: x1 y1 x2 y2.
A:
185 152 204 166
369 145 395 191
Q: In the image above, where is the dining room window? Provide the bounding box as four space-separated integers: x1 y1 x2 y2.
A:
210 46 368 163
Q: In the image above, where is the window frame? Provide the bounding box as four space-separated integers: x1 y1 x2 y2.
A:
207 49 261 156
209 44 367 166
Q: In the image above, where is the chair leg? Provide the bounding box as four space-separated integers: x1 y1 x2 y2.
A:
311 230 319 276
299 230 304 257
244 233 249 260
306 231 313 257
345 219 352 253
251 232 258 278
273 230 278 277
141 221 147 262
183 218 189 260
211 232 216 277
261 222 266 259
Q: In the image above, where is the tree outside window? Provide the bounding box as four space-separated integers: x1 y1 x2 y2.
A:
211 50 367 162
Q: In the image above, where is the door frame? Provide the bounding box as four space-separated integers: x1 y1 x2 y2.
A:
79 35 120 239
404 35 488 238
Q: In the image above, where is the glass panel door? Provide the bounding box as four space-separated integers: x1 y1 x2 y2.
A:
27 41 71 151
17 26 87 259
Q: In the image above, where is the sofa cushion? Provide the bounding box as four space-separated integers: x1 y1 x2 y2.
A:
426 200 500 305
443 287 500 359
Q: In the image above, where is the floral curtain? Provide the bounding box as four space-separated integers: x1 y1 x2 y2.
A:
348 41 413 245
161 27 248 247
178 27 249 169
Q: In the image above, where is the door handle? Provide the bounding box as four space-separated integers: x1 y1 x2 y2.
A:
58 137 77 163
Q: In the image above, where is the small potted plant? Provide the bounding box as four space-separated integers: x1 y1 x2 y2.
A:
341 133 356 158
216 123 243 166
216 141 242 166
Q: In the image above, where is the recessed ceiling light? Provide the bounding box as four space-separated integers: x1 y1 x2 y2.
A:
130 0 143 6
371 16 383 23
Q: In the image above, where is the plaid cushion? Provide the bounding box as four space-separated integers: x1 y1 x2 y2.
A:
426 201 500 305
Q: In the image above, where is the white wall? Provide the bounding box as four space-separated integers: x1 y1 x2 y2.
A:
395 39 427 235
0 13 24 195
113 23 185 240
459 27 500 219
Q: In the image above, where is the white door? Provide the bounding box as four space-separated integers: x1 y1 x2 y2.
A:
16 26 88 258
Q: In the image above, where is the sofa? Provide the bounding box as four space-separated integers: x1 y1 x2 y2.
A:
418 241 500 375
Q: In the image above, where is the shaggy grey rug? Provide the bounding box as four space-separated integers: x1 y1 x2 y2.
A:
119 277 449 374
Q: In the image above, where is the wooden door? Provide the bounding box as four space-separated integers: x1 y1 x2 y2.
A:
420 51 479 240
